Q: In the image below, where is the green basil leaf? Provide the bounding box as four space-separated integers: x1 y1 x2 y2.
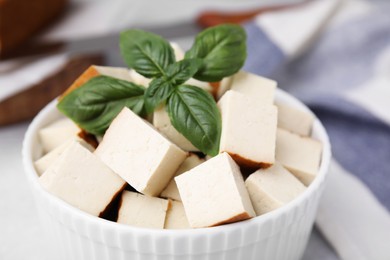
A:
185 24 246 82
144 78 174 114
120 29 175 78
166 58 203 85
167 85 221 156
57 76 145 135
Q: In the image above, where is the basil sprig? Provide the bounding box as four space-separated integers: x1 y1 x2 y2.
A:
57 24 246 156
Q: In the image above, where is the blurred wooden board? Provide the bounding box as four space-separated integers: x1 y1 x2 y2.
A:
0 0 68 55
0 53 103 125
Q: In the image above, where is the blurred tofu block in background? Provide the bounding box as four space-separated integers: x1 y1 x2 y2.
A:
160 153 205 202
218 90 277 169
176 153 255 228
276 103 314 136
0 54 104 126
164 200 190 229
39 141 126 217
245 162 306 216
276 128 322 186
0 0 67 54
217 70 276 103
117 191 169 229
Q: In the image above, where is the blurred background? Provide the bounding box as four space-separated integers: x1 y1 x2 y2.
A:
0 0 303 125
1 0 389 259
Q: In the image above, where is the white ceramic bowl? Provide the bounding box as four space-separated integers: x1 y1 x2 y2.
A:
22 89 331 260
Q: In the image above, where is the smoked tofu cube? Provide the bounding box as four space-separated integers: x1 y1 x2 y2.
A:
164 201 190 229
34 139 94 176
38 117 80 153
92 66 134 82
96 135 103 144
95 107 188 196
217 76 233 100
217 71 276 104
276 128 322 186
175 152 255 228
186 78 214 94
245 162 306 215
129 69 152 87
61 65 134 98
218 91 278 168
276 103 314 136
39 142 126 217
117 191 169 229
170 42 185 61
160 154 205 201
153 106 199 152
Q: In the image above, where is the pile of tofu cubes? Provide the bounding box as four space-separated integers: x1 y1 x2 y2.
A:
36 62 322 229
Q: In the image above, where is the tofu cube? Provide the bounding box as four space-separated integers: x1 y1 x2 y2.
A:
160 154 205 201
95 107 188 196
34 138 94 176
96 135 103 144
61 65 134 98
217 76 233 100
217 71 276 104
153 106 199 152
117 191 169 229
93 66 134 82
39 141 126 217
276 128 323 186
186 78 214 94
129 69 152 87
218 91 278 168
38 117 80 153
170 42 185 61
175 152 255 228
245 162 306 215
164 200 190 229
276 103 314 136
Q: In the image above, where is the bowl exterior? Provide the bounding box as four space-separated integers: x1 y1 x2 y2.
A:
22 90 331 260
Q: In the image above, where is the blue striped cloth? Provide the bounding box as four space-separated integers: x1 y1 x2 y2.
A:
242 0 390 259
